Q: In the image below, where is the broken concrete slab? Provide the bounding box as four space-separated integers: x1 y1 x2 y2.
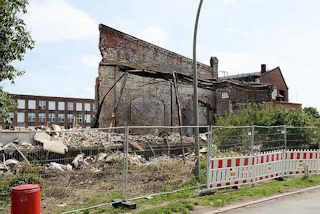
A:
72 154 85 169
34 132 68 154
5 159 19 169
48 162 72 172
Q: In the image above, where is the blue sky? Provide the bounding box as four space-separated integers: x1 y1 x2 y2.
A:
3 0 320 109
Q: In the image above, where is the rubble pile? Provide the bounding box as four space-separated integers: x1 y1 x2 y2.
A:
60 130 113 148
0 125 207 175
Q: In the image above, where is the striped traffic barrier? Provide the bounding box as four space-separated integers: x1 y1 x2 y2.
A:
208 149 320 190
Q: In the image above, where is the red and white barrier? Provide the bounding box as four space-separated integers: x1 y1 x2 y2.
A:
208 150 320 190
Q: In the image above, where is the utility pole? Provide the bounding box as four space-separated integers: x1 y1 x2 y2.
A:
193 0 204 182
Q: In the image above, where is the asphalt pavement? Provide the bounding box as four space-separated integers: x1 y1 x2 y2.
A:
216 188 320 214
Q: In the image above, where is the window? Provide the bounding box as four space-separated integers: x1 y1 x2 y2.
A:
77 113 83 123
67 102 74 111
76 103 82 111
85 114 91 123
8 112 14 122
28 113 36 122
39 100 46 110
17 99 25 109
28 100 36 109
48 101 56 110
17 112 25 123
39 113 46 122
48 113 55 122
93 104 97 112
58 114 65 123
67 114 73 123
58 102 65 110
85 103 91 111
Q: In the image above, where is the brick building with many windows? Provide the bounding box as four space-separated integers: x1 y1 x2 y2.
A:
5 94 96 129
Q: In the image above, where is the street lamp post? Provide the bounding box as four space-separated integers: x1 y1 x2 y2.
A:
193 0 204 182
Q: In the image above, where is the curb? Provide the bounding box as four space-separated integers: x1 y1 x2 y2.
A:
202 185 320 214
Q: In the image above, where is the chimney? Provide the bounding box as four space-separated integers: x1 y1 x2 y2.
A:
210 57 219 73
261 64 266 73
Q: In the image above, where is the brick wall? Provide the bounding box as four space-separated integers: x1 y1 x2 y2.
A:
4 94 95 129
260 67 289 102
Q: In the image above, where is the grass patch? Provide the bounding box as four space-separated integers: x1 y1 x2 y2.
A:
49 175 320 214
0 164 42 203
137 201 194 214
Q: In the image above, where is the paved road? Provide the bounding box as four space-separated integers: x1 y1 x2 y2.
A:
221 188 320 214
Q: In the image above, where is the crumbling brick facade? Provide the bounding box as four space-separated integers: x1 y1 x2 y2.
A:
96 25 217 129
96 24 275 129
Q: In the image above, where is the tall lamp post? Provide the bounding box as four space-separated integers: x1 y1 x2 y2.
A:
193 0 204 182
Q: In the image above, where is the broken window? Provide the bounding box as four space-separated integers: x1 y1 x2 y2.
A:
58 114 65 123
76 103 82 111
39 113 46 122
68 102 74 111
28 113 36 122
58 102 65 110
85 103 91 111
17 112 25 123
48 101 56 110
28 100 36 109
67 114 73 123
48 113 55 122
17 99 25 109
39 100 46 110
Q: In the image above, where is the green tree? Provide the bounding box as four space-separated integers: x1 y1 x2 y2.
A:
0 0 34 122
303 107 320 119
214 105 317 153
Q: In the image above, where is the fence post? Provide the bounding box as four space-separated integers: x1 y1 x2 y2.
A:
283 125 287 151
206 126 213 189
250 126 255 155
121 125 129 202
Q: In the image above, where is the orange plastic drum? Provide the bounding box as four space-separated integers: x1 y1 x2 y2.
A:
11 184 41 214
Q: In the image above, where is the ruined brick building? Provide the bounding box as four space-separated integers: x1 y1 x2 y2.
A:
95 24 299 129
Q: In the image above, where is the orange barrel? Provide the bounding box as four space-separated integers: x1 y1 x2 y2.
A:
11 184 41 214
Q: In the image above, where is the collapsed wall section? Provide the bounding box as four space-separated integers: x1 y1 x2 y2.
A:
96 24 217 129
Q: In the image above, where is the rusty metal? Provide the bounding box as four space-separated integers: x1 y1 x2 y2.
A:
99 24 217 80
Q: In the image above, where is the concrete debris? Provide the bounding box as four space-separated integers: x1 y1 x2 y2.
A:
52 124 62 132
72 154 89 169
34 132 68 154
5 159 19 169
48 162 72 172
96 153 108 161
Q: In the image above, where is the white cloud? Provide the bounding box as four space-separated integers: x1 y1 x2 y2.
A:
137 26 169 47
81 55 101 68
25 0 97 43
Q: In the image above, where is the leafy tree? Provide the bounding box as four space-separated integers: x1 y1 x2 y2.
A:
214 105 318 154
303 107 320 120
0 0 34 122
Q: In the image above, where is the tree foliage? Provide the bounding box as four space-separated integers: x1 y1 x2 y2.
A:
0 0 34 122
303 107 320 120
213 105 318 154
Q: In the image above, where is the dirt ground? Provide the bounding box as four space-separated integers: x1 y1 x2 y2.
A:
1 157 195 214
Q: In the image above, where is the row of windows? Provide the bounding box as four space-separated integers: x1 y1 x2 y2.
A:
12 112 92 123
16 99 95 111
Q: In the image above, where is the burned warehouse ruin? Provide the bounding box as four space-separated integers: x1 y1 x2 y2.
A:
95 24 300 130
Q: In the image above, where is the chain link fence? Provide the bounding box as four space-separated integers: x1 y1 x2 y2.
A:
0 125 319 213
